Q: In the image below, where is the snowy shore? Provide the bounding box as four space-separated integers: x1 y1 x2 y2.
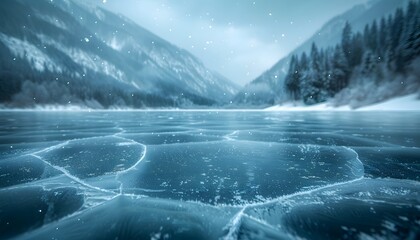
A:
265 94 420 111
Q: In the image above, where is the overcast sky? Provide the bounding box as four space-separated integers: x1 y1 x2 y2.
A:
96 0 368 86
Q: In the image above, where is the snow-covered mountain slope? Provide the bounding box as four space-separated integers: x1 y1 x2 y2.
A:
232 0 411 107
0 0 238 108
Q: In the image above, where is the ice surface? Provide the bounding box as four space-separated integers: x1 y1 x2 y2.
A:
15 196 236 240
0 186 84 239
0 111 419 239
244 178 419 240
118 141 364 204
35 136 145 179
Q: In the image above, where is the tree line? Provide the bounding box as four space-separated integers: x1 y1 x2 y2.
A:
284 1 420 105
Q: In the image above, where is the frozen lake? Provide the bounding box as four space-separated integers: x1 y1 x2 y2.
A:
0 111 419 239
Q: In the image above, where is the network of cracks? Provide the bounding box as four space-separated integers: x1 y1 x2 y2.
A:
0 112 419 239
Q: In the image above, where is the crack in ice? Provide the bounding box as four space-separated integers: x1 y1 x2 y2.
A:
114 136 147 175
223 206 246 240
224 130 239 141
30 153 116 195
25 126 150 200
221 175 366 239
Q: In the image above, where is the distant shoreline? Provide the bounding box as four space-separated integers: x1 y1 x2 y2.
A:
1 94 419 112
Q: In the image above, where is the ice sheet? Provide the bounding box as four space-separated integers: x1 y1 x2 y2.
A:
0 111 418 239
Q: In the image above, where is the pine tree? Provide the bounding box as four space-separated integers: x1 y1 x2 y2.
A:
378 17 388 56
322 47 334 96
298 52 311 103
351 33 364 67
385 14 394 69
310 43 322 73
299 52 309 70
391 8 404 52
401 1 419 70
285 55 301 100
342 21 353 66
363 24 371 48
368 20 378 52
389 8 406 72
302 43 327 104
331 45 349 93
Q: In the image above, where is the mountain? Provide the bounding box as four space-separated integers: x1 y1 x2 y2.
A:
0 0 238 109
232 0 412 107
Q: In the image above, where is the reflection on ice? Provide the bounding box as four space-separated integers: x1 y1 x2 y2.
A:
16 196 235 240
118 141 364 205
0 186 84 239
0 111 419 239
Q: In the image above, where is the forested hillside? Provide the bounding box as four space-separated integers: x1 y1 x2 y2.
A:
284 1 419 108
